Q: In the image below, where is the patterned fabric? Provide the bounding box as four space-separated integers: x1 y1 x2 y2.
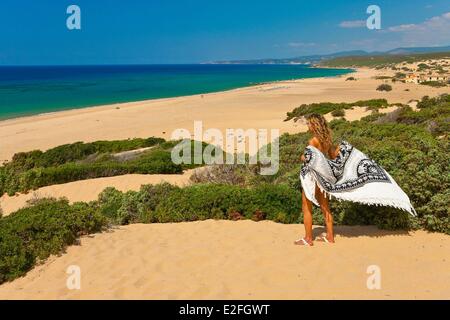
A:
300 141 416 215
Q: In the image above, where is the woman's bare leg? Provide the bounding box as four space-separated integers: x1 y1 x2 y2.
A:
316 187 335 243
295 191 314 245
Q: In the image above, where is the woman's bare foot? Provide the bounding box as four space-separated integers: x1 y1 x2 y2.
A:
294 237 313 246
315 233 335 243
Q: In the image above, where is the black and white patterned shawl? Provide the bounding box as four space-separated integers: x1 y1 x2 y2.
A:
300 141 416 215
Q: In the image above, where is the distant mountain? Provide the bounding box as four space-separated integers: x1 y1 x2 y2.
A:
207 50 369 65
209 45 450 65
386 46 450 55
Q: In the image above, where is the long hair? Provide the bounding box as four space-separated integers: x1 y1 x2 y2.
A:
306 113 334 158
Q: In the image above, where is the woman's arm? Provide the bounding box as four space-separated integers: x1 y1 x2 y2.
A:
301 138 318 162
333 145 341 158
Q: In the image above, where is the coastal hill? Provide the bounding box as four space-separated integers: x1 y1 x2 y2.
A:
208 45 450 65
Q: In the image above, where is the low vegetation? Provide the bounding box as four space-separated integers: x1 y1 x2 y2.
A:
420 81 447 88
5 137 165 169
331 109 345 117
374 76 392 80
99 183 300 225
376 84 393 92
0 139 212 195
417 63 430 71
394 72 406 80
285 99 391 122
0 199 105 283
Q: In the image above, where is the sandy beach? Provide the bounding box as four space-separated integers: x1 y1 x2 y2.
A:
0 219 448 300
1 68 449 162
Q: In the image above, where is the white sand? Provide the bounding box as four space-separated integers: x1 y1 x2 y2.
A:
0 220 448 300
0 170 196 216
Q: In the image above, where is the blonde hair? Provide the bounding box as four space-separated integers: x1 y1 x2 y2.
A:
306 113 334 158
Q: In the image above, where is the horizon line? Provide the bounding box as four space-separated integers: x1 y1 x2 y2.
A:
2 44 450 67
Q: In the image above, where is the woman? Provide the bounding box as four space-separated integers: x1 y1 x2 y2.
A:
295 114 339 246
294 114 416 246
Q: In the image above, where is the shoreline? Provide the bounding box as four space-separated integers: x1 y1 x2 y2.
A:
0 66 354 123
0 69 359 127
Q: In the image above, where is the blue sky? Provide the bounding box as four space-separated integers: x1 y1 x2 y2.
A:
0 0 449 65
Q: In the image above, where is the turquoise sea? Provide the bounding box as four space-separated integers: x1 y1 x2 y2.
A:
0 64 352 120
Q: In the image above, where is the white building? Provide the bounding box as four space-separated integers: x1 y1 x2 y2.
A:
405 73 448 84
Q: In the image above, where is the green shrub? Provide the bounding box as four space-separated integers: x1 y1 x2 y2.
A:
375 76 392 80
420 81 447 88
376 84 392 92
0 140 214 195
97 187 124 223
417 63 430 70
94 183 301 225
331 109 345 117
6 157 182 194
285 99 389 121
417 94 450 109
9 137 165 170
0 199 106 284
330 202 413 230
97 183 180 225
136 184 180 223
421 215 450 234
360 112 384 123
116 191 141 225
390 95 450 135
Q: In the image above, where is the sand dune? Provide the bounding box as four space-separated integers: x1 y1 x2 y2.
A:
0 220 448 300
0 102 401 216
0 170 196 216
